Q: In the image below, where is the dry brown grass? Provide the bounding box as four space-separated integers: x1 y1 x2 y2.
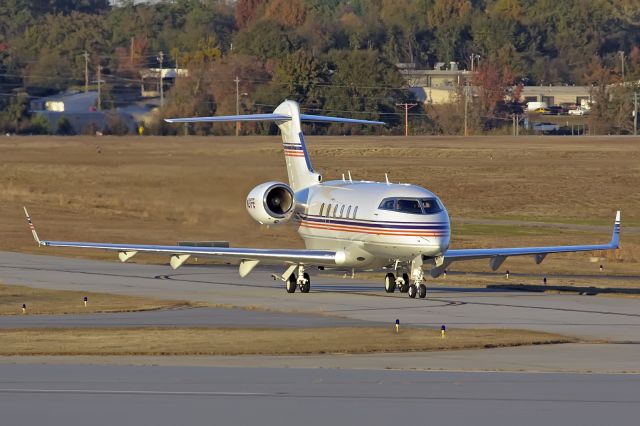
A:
1 135 639 277
0 282 195 315
0 327 574 356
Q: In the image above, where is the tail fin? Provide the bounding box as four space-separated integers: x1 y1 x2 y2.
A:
165 100 384 191
611 210 621 248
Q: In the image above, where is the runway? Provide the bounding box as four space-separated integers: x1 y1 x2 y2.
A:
2 251 640 424
0 364 638 426
1 251 639 342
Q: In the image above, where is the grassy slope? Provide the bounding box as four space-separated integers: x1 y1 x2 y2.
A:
1 135 638 278
0 327 574 356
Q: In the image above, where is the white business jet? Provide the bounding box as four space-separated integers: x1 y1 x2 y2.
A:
24 100 620 298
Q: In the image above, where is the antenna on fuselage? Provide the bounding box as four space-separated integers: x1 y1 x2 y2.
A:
385 173 390 185
347 170 352 182
342 173 345 182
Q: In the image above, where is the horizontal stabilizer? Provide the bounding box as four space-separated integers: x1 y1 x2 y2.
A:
165 113 291 123
299 114 384 125
165 113 384 125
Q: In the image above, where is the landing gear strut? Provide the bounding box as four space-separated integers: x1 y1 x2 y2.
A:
300 272 311 293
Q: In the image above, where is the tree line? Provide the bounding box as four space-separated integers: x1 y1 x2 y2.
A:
1 0 639 135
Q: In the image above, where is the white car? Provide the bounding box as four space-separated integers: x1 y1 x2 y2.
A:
568 107 588 116
532 122 560 132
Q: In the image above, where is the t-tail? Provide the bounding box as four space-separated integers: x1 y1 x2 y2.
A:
165 100 384 191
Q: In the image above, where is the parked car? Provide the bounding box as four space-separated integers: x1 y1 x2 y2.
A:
532 122 560 132
534 107 549 114
568 107 589 116
544 106 565 115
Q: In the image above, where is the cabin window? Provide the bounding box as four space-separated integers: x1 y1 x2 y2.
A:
340 205 345 217
353 206 358 219
346 205 352 218
319 203 325 216
326 204 332 217
333 204 339 217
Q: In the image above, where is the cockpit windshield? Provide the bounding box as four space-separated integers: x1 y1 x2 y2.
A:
378 197 443 215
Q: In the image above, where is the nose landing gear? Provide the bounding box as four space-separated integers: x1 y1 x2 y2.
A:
385 257 427 299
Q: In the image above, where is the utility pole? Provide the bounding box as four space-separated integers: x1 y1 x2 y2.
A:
96 64 102 111
634 92 638 136
463 83 470 136
470 53 480 72
157 51 164 107
395 103 417 136
619 51 625 82
234 76 240 136
130 37 134 67
83 51 90 92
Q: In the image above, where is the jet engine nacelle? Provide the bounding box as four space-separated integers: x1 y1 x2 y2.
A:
246 181 295 225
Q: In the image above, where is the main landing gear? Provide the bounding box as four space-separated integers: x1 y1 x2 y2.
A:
384 272 411 293
284 265 310 293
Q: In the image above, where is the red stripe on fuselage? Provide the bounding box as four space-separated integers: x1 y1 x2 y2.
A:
299 220 447 237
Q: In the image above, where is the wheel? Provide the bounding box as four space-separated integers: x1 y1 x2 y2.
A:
418 284 427 298
286 274 297 293
408 284 417 298
384 273 396 293
300 272 311 293
399 273 410 293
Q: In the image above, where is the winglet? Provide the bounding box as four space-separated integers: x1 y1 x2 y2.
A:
611 210 621 248
23 207 42 246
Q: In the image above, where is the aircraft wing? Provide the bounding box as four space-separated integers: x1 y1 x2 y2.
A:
23 208 339 274
431 211 620 276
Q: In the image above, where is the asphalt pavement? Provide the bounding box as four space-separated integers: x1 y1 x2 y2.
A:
0 364 638 426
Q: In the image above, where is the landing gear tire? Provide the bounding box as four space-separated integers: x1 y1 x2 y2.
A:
418 284 427 299
286 275 297 293
408 284 417 299
400 273 410 293
384 273 396 293
300 272 311 293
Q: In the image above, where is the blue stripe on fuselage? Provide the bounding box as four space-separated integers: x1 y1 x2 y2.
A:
299 214 449 230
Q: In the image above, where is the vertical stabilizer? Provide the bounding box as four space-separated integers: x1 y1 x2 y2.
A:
273 101 321 191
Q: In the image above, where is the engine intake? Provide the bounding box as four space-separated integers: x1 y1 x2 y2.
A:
246 182 295 225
